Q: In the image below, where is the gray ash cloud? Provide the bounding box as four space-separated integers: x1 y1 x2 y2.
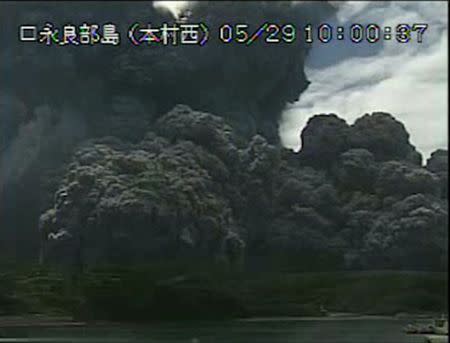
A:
0 2 447 271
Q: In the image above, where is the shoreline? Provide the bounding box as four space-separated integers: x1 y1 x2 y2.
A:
0 312 439 329
237 314 434 322
0 316 87 329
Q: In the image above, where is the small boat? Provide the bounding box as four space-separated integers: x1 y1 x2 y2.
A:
404 323 435 334
432 317 448 335
404 315 448 336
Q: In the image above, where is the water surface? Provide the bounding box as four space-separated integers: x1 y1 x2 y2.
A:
0 318 436 343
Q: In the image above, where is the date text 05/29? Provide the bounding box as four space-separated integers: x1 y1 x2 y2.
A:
218 23 428 45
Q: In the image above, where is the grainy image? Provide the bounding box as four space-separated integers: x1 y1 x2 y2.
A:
0 1 448 342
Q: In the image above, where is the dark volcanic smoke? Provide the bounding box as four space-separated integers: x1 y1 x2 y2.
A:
0 1 334 259
0 2 447 273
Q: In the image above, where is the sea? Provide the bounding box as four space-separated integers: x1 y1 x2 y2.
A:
0 318 442 343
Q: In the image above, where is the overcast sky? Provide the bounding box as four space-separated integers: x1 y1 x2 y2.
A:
279 1 448 161
156 1 448 161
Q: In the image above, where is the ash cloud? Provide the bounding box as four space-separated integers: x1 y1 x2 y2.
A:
0 2 447 272
0 104 86 190
0 1 335 258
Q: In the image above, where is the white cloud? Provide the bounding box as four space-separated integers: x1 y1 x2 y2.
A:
280 1 448 160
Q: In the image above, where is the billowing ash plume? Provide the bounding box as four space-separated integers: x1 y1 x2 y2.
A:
1 2 446 273
0 1 335 259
